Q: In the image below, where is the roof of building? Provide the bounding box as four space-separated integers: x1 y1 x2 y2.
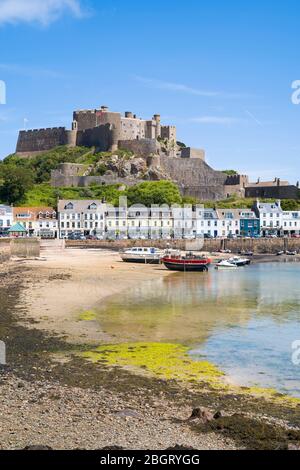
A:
13 207 56 221
255 201 283 213
247 180 290 187
216 208 259 220
57 200 107 212
8 222 27 233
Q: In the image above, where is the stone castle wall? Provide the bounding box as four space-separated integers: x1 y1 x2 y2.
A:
160 156 227 200
16 127 68 153
181 147 205 160
76 124 112 151
73 110 99 131
161 125 176 141
51 170 143 188
245 185 299 199
118 139 160 158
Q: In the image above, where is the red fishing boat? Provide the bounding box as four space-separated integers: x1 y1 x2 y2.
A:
162 252 211 272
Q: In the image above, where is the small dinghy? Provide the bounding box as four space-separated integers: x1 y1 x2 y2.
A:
215 260 238 270
228 256 251 266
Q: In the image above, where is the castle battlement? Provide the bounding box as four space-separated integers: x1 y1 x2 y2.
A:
19 127 66 134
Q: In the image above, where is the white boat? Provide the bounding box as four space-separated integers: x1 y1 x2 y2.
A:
120 247 163 264
215 260 238 270
228 256 251 266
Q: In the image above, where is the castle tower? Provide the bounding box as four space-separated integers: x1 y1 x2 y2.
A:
109 124 119 152
153 114 161 139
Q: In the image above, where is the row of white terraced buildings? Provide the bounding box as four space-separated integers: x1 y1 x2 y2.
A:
1 199 300 239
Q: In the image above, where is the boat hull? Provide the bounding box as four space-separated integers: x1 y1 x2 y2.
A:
163 261 209 272
233 260 250 267
121 255 161 264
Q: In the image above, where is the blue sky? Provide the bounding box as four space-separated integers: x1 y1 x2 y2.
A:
0 0 299 183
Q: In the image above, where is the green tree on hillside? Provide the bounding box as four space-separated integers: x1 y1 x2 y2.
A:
126 181 182 206
0 166 34 204
222 170 238 176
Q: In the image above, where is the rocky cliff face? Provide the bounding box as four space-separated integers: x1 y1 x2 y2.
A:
89 152 171 182
51 148 227 200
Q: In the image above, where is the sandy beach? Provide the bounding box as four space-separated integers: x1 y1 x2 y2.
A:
19 243 172 344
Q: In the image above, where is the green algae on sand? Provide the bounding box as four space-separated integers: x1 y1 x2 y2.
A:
81 342 300 407
82 342 224 386
79 310 97 321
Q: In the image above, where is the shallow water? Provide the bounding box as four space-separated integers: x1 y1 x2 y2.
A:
95 263 300 397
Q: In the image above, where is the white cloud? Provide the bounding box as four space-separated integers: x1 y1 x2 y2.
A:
133 75 248 99
0 0 83 26
244 109 263 126
189 116 243 125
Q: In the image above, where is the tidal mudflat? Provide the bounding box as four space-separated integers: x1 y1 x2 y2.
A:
1 248 300 450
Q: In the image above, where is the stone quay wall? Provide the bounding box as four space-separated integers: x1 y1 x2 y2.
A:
0 239 11 262
0 238 40 260
65 238 300 254
10 238 40 258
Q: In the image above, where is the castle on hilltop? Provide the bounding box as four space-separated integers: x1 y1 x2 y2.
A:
15 105 299 201
17 105 203 159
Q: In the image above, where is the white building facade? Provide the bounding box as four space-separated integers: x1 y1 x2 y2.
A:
0 205 13 235
13 207 58 238
194 208 220 238
253 200 283 236
282 211 300 236
58 200 107 238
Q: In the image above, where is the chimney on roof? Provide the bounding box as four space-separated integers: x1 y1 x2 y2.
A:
277 178 280 187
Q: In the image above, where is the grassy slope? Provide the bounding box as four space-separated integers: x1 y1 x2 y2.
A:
22 183 124 207
1 146 299 209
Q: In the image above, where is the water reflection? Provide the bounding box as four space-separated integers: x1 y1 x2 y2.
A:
95 263 300 396
96 263 300 344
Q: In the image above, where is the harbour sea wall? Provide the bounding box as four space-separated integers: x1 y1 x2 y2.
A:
0 239 11 261
10 238 40 258
65 238 300 254
0 238 40 259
